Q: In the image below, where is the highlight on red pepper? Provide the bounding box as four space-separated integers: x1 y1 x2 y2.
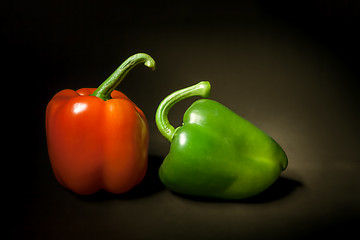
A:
46 53 155 195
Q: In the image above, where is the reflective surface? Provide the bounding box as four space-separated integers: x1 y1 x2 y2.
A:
7 1 360 239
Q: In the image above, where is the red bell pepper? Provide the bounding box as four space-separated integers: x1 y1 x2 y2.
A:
46 53 155 195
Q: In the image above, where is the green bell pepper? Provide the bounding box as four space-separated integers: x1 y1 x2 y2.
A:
155 81 288 200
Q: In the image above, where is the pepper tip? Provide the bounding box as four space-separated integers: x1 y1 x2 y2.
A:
198 81 211 98
142 54 156 70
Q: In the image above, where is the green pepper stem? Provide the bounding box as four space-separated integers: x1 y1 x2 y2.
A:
155 81 211 142
91 53 156 101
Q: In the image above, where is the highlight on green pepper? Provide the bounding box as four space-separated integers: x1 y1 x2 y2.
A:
155 81 288 200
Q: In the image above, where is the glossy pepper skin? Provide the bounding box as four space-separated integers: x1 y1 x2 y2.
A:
156 81 288 200
46 53 155 195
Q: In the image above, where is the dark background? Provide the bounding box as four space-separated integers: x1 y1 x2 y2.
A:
4 0 360 239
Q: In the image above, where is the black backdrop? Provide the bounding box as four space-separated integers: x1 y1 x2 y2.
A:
5 1 360 239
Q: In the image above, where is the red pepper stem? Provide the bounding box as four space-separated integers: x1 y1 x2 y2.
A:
155 81 211 142
91 53 156 101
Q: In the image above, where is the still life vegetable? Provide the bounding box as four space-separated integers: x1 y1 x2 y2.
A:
156 81 288 199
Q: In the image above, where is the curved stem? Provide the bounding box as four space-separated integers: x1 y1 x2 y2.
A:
155 81 211 142
91 53 156 101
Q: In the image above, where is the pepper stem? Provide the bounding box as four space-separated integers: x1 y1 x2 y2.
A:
91 53 156 101
155 81 211 142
